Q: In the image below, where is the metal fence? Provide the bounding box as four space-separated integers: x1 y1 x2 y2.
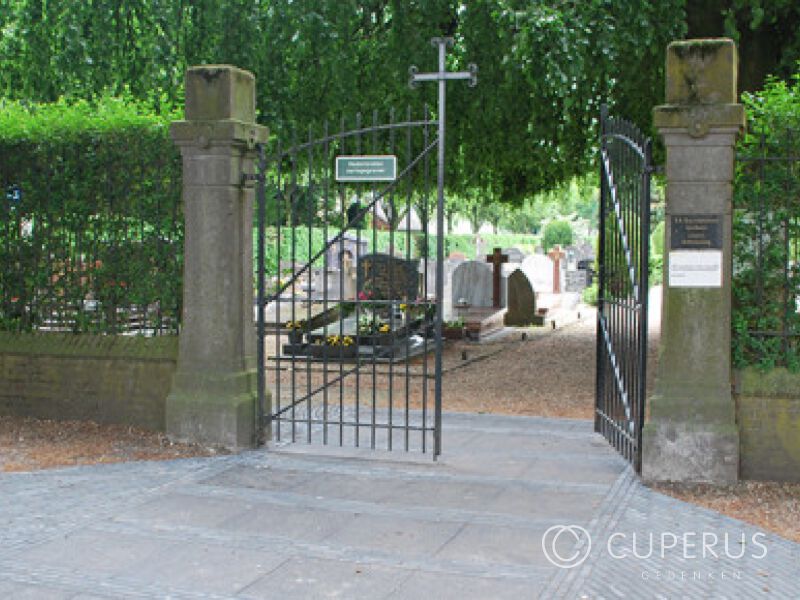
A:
733 128 800 369
0 135 183 335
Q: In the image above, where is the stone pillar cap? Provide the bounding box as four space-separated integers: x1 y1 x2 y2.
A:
655 38 745 136
185 65 256 122
666 38 738 105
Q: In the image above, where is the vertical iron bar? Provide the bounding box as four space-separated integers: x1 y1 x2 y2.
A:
256 143 266 439
355 112 362 448
339 115 346 446
433 40 446 458
306 125 314 444
637 138 651 472
782 130 792 360
388 105 397 451
322 120 330 445
290 138 298 442
275 139 283 441
756 133 766 308
404 105 413 452
371 109 378 450
417 104 431 453
596 105 608 435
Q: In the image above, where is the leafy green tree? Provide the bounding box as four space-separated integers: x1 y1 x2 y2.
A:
687 0 800 92
542 220 574 250
0 0 688 201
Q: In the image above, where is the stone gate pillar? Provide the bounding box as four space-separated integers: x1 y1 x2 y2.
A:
166 65 269 448
642 40 745 483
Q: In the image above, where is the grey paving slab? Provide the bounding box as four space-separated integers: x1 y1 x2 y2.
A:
322 513 464 557
113 492 253 529
387 571 543 600
15 530 175 577
0 580 74 600
200 464 315 492
487 486 605 520
274 470 412 503
435 521 571 568
219 502 353 543
519 454 626 485
118 542 287 596
239 557 408 600
0 412 797 599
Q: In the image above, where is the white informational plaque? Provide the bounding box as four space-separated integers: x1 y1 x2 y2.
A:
668 250 723 288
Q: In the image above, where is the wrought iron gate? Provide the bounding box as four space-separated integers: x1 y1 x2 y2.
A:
251 37 476 458
253 110 441 455
595 105 652 472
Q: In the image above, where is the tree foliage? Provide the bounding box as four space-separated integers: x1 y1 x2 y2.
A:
542 220 574 250
687 0 800 92
0 1 686 200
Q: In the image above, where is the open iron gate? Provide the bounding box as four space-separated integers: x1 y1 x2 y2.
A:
253 110 443 455
251 37 476 459
596 105 652 472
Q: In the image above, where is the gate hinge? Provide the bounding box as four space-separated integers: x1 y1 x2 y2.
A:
241 172 264 187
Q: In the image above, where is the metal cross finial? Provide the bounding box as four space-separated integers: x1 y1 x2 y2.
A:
408 37 478 89
408 37 477 458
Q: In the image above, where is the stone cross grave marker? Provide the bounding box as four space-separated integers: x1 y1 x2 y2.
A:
486 247 509 308
357 253 419 300
547 245 566 294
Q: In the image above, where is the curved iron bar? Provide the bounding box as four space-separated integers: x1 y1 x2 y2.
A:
600 132 648 162
599 136 651 304
273 119 438 158
264 136 439 303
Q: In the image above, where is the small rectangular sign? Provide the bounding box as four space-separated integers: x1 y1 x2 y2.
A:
335 155 397 182
668 250 723 288
670 214 722 250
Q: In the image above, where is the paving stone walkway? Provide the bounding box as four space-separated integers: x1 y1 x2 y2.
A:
0 413 797 599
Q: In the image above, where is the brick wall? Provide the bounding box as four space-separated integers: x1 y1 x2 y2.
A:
0 333 177 431
735 367 800 482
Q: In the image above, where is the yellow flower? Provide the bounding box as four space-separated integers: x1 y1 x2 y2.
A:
379 324 390 333
399 303 408 311
343 336 354 346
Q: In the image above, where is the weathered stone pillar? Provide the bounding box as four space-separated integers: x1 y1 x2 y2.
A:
642 40 745 483
166 65 269 448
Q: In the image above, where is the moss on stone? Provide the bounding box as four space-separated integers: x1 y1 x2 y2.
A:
0 332 178 361
665 38 738 106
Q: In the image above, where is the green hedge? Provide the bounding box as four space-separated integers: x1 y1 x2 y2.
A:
257 227 539 276
0 97 182 334
419 233 540 260
732 71 800 369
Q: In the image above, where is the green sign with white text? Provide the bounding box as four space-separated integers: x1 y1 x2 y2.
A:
335 155 397 182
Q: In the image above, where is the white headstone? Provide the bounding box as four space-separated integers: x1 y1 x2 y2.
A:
442 259 464 320
502 247 525 263
521 254 554 293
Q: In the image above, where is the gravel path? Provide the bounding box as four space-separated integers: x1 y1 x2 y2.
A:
442 307 660 419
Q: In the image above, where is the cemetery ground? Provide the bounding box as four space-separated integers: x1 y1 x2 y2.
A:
1 305 799 545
